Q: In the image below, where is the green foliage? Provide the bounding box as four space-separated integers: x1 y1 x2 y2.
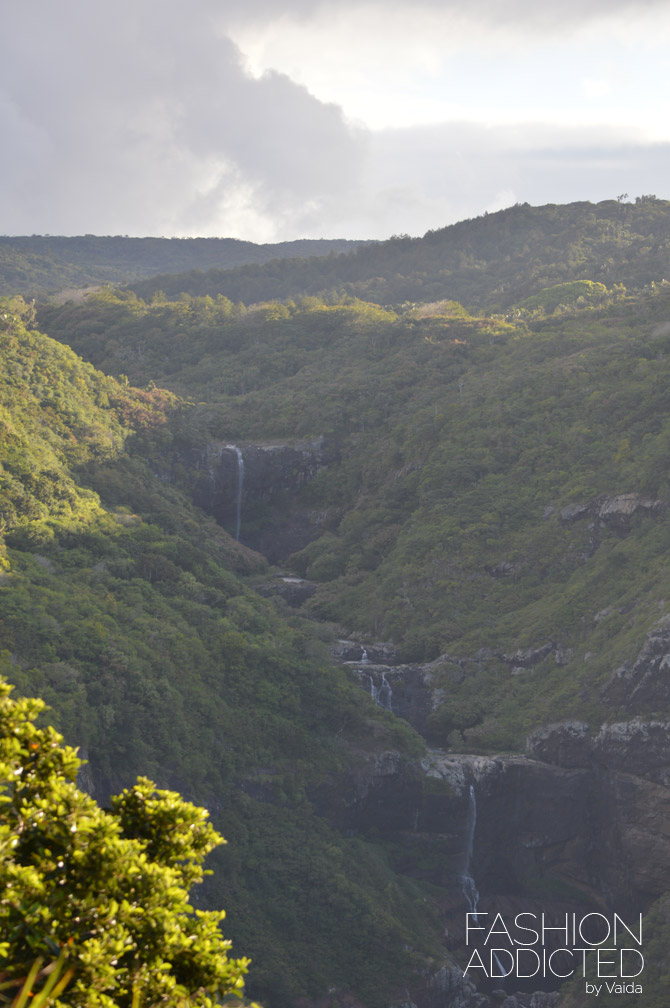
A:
0 237 365 299
39 276 670 754
0 678 249 1007
0 306 440 1007
124 198 670 309
515 279 609 314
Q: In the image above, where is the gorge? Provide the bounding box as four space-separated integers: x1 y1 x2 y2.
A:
171 433 670 1008
6 201 670 1007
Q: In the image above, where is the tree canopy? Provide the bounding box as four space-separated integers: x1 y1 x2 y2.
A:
0 676 250 1007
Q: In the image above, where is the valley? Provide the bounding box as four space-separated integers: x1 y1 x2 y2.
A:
3 199 670 1006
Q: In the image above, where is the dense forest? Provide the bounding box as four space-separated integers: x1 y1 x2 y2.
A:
5 199 670 1007
0 235 366 298
126 196 670 310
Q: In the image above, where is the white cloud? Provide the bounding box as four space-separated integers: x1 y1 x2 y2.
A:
0 0 365 239
583 77 611 98
0 0 668 240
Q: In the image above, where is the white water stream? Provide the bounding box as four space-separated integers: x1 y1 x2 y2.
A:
226 445 245 540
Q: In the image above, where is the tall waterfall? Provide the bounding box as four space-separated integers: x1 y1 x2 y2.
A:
461 785 506 978
226 445 244 540
460 785 480 916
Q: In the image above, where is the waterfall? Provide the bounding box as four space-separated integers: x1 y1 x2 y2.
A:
365 670 393 711
460 785 480 916
361 648 369 664
226 445 244 540
460 785 506 978
379 673 393 712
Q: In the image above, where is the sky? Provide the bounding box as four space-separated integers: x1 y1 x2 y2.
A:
2 0 669 241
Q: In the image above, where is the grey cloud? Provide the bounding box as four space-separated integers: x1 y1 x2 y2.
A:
0 0 365 237
289 121 670 239
229 0 665 31
2 0 668 241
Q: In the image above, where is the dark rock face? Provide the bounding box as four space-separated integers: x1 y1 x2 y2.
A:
601 615 670 711
328 637 670 1004
314 710 670 1007
180 437 334 560
336 646 475 737
526 722 591 769
559 493 666 527
416 964 488 1008
527 719 670 903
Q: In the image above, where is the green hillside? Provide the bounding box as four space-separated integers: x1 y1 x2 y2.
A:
0 298 439 1007
8 201 670 1005
39 276 670 750
0 235 366 298
126 196 670 309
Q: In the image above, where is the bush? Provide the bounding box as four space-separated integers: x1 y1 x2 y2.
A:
0 677 250 1007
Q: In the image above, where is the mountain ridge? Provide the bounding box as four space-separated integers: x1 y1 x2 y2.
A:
0 234 368 298
124 197 670 310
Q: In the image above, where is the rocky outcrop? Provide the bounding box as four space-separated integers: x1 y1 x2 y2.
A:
527 718 670 902
417 964 487 1008
553 492 667 561
179 437 334 559
525 722 591 768
331 639 402 665
336 645 482 736
601 614 670 712
499 643 556 670
254 575 318 607
306 695 670 1008
559 492 666 526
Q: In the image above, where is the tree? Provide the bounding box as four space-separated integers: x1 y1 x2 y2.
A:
0 677 250 1007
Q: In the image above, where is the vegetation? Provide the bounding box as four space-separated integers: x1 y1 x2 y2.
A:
0 237 366 299
6 198 670 1004
38 273 670 750
0 677 249 1007
0 299 440 1006
125 197 670 309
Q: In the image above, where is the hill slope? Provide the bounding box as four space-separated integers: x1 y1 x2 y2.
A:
0 235 366 298
39 280 670 748
0 298 444 1008
126 196 670 310
11 201 670 1005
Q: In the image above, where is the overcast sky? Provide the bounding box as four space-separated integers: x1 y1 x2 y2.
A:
2 0 669 240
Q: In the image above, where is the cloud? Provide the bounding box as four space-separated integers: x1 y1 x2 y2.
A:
290 121 670 239
230 0 666 32
1 0 668 241
0 0 365 239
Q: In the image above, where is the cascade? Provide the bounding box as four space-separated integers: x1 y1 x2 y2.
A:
226 445 245 540
379 672 393 712
364 670 394 711
361 648 369 663
460 785 480 915
460 785 506 978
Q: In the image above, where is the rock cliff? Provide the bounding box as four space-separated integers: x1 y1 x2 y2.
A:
177 437 334 560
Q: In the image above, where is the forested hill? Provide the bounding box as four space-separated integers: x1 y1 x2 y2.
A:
0 234 366 298
0 297 435 1007
127 196 670 309
11 198 670 1007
